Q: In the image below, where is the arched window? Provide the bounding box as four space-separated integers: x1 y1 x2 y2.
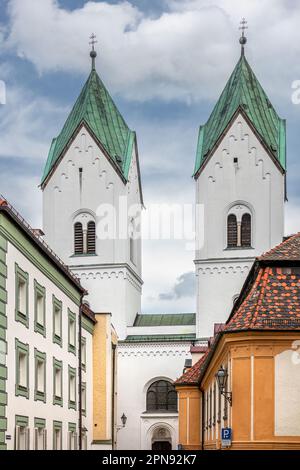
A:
227 214 238 248
74 222 83 254
87 221 96 254
241 213 251 247
146 380 177 412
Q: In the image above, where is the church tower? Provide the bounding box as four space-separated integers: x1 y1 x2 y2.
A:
41 40 143 340
195 24 286 339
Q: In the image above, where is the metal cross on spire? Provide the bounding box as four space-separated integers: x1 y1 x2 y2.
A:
89 33 98 70
239 18 248 56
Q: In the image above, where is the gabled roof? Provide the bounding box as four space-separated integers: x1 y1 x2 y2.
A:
194 54 286 176
133 313 196 327
41 68 135 186
175 353 208 386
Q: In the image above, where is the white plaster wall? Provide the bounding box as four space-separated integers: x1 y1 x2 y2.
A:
126 325 196 337
196 259 252 338
117 342 191 450
275 348 300 436
196 114 285 338
43 126 143 338
5 241 91 449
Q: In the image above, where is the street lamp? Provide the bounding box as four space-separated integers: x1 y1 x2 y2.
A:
121 413 127 428
216 366 232 406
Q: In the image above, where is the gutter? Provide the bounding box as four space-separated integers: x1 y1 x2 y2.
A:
78 296 84 450
111 343 116 450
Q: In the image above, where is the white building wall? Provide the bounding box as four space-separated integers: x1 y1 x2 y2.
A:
196 114 285 338
5 241 91 449
82 327 93 448
43 126 142 339
275 348 300 436
117 342 191 450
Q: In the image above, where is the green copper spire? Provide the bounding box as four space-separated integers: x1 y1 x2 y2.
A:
41 40 135 186
194 48 286 176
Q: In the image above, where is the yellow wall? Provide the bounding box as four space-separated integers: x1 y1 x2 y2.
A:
178 332 300 450
176 386 202 450
93 313 117 444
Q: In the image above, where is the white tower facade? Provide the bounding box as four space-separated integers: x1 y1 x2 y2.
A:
42 59 143 340
194 51 286 339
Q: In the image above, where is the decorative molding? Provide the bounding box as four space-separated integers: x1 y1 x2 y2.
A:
118 343 191 358
196 265 251 276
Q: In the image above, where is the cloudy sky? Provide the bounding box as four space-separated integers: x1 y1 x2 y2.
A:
0 0 300 314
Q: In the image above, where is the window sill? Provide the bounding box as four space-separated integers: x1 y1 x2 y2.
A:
224 246 254 251
70 253 97 258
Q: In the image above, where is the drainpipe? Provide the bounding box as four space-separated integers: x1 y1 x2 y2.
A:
78 296 84 450
111 343 116 450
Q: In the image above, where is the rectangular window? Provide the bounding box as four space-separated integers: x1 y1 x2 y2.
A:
34 418 46 450
15 415 29 450
15 339 29 398
53 421 62 450
81 382 86 416
68 310 76 355
34 280 46 337
53 358 63 406
68 366 76 410
52 296 62 347
81 337 86 371
34 349 46 403
15 264 29 327
68 423 77 450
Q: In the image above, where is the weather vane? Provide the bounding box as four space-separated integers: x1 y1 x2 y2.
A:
239 18 248 55
89 33 98 69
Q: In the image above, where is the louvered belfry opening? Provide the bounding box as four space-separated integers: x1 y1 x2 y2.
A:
74 222 83 254
227 214 238 248
241 213 251 247
87 221 96 254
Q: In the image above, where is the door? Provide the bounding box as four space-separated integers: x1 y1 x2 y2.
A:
152 441 172 451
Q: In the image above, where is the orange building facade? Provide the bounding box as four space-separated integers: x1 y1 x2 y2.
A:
176 234 300 450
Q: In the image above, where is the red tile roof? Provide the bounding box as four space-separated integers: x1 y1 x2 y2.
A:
225 265 300 331
259 232 300 261
175 353 208 385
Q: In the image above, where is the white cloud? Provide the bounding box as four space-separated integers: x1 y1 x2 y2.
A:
0 83 68 159
6 0 300 103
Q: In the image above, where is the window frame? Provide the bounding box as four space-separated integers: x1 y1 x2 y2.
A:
34 348 46 403
146 380 178 413
15 264 29 328
81 337 86 372
52 296 62 347
15 339 29 399
74 222 84 255
34 280 46 337
53 420 62 450
68 309 76 355
53 357 63 407
15 415 29 450
68 365 76 410
81 381 86 417
34 418 46 450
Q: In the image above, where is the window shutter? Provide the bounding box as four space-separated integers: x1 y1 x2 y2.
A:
227 214 238 247
68 431 71 450
74 432 78 450
87 221 96 254
241 213 251 247
74 223 84 254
